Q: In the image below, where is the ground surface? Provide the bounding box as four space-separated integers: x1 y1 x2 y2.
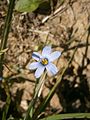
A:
0 0 90 118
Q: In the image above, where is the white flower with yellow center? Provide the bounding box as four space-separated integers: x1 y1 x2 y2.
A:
28 46 61 78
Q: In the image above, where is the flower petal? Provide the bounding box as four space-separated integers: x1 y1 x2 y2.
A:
28 62 40 70
46 63 58 75
49 51 61 62
42 46 52 57
35 65 45 78
32 52 42 61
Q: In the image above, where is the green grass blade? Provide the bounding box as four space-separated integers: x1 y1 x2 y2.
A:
39 113 90 120
24 72 47 120
2 93 11 120
0 0 15 76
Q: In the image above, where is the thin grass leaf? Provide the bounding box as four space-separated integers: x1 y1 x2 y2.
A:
39 113 90 120
0 0 15 119
24 72 47 120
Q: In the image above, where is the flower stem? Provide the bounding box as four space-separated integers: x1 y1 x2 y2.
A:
24 71 47 120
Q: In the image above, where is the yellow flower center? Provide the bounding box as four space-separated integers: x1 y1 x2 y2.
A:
41 58 48 65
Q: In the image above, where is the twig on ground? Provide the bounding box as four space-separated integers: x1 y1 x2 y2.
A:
42 4 68 24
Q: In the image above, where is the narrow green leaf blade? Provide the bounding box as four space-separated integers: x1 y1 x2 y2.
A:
39 113 90 120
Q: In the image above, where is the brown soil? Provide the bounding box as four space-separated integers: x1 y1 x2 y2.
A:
0 0 90 118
